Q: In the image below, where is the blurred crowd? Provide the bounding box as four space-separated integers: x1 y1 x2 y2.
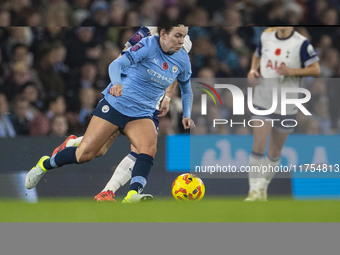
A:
0 0 340 137
0 0 340 27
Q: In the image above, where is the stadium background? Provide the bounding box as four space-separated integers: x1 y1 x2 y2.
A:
1 0 340 202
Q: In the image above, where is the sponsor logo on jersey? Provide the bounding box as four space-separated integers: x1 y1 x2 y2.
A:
266 60 286 70
131 42 144 52
102 105 110 113
147 68 174 84
172 65 178 73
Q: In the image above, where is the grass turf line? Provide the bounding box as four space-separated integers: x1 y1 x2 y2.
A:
1 196 340 222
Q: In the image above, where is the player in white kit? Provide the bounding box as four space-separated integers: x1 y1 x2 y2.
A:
245 27 320 201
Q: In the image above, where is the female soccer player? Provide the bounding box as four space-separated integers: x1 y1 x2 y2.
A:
51 27 193 202
245 27 320 201
25 25 193 203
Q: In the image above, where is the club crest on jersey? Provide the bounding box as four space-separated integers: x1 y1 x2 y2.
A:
131 42 144 52
172 65 178 73
102 105 110 113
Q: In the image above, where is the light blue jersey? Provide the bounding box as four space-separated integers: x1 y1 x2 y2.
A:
102 36 192 118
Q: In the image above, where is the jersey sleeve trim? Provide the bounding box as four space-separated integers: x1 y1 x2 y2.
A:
123 51 136 65
256 39 262 57
178 78 190 86
300 40 318 67
304 56 320 67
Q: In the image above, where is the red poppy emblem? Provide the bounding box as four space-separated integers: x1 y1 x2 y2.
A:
162 62 169 70
275 48 281 56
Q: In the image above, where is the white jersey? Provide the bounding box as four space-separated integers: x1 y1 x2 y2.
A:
253 29 319 115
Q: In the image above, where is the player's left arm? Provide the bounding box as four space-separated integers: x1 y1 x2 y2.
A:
158 35 192 118
178 79 194 129
277 40 320 77
178 57 195 129
277 61 320 77
158 80 178 117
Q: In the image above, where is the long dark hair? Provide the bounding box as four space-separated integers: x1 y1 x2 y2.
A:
157 24 185 35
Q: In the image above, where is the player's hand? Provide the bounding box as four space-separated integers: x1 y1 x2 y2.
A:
182 117 195 130
109 84 123 97
158 100 170 117
277 66 294 76
247 69 260 86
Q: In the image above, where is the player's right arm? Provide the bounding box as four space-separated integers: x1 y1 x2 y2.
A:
247 52 261 79
248 32 262 82
247 52 261 87
109 34 155 97
109 26 158 97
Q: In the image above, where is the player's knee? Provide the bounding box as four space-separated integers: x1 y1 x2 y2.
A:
140 144 157 157
78 152 96 163
76 147 97 163
150 145 157 156
147 145 157 157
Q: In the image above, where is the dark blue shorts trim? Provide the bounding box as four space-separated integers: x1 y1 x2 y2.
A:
92 98 152 130
152 110 160 131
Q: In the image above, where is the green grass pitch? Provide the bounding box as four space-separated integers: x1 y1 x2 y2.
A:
1 196 340 222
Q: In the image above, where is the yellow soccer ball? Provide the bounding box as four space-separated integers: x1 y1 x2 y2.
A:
171 173 205 201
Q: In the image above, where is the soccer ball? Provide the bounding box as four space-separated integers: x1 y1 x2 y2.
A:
171 173 205 201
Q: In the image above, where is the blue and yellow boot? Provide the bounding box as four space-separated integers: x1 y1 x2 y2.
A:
122 190 153 203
